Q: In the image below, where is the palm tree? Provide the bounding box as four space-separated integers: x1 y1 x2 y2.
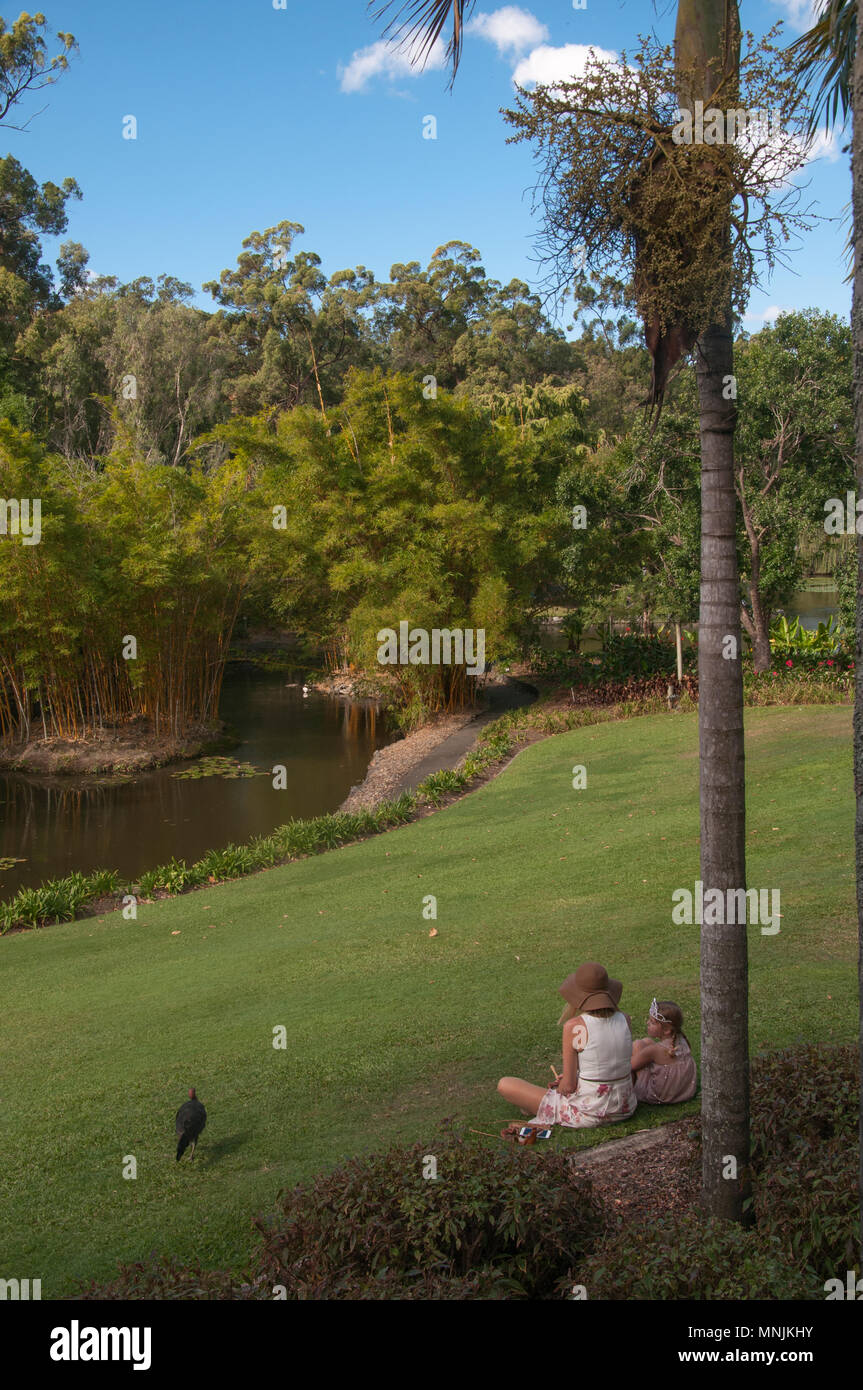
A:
789 0 855 134
673 0 749 1224
788 0 861 1272
372 0 751 1221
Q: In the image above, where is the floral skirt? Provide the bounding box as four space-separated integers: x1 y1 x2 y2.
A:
536 1077 637 1130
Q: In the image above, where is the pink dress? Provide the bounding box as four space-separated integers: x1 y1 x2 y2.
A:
536 1011 637 1129
634 1035 697 1104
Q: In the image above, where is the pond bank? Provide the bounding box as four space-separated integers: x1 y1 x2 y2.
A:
0 718 235 775
339 676 537 811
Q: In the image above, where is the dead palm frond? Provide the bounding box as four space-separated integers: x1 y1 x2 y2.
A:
369 0 474 85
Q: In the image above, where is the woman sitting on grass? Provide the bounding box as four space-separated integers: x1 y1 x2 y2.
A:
498 962 638 1133
630 998 697 1104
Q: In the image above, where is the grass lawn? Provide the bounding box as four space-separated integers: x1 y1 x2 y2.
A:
1 704 854 1295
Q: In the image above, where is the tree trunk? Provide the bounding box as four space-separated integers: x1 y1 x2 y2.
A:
695 318 752 1223
852 0 863 1274
674 0 750 1224
740 602 772 673
738 476 772 671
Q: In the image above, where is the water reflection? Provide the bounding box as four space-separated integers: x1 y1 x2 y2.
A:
0 669 395 895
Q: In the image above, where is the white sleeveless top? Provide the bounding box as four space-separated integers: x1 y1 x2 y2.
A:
574 1011 632 1081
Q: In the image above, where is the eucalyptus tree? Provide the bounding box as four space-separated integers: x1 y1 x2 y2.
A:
0 153 86 418
0 13 82 422
734 311 853 668
18 275 235 467
374 240 491 387
204 221 380 415
0 10 76 130
453 277 573 397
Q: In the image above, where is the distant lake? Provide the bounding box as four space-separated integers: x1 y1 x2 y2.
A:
543 585 840 652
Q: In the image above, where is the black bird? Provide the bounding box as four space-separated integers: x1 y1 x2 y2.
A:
175 1087 207 1161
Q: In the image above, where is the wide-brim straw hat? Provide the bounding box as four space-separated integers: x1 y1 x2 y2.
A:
559 962 623 1013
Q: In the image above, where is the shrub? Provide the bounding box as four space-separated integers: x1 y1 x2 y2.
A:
577 1211 819 1300
528 631 694 686
746 1045 858 1277
769 615 843 658
683 1046 859 1285
753 1136 857 1278
750 1044 858 1164
75 1254 258 1302
251 1130 606 1300
744 667 852 703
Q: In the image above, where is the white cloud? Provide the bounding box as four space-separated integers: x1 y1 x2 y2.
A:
511 42 618 90
721 109 841 191
338 37 446 93
804 126 842 162
467 6 549 56
744 305 787 324
768 0 820 34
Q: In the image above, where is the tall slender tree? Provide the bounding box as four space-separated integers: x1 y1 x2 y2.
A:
368 0 786 1223
676 0 750 1223
788 0 861 1270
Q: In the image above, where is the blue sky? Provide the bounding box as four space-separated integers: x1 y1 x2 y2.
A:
5 0 848 334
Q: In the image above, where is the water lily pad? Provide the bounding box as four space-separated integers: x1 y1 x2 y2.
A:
172 756 266 780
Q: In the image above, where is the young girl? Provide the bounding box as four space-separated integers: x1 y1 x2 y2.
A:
498 962 638 1131
630 998 697 1103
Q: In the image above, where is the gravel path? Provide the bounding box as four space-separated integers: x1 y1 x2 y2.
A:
339 677 536 812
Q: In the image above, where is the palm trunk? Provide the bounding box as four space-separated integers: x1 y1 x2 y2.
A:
852 0 863 1275
696 319 751 1221
675 0 750 1224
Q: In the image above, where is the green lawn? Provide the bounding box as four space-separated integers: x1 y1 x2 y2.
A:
0 704 855 1295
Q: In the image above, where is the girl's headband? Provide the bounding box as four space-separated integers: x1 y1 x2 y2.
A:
650 998 670 1023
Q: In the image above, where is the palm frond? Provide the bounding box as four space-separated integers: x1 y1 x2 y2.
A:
369 0 475 85
787 0 855 137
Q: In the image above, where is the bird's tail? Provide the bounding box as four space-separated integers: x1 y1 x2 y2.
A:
176 1131 190 1161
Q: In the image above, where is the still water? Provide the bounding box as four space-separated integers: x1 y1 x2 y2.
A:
0 669 396 896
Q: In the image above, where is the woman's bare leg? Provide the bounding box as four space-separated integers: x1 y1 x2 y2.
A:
497 1076 548 1114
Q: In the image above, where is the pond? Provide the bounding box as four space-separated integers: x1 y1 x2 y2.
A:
0 668 397 896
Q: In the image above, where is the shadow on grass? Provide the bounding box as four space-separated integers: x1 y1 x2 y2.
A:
198 1131 253 1163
